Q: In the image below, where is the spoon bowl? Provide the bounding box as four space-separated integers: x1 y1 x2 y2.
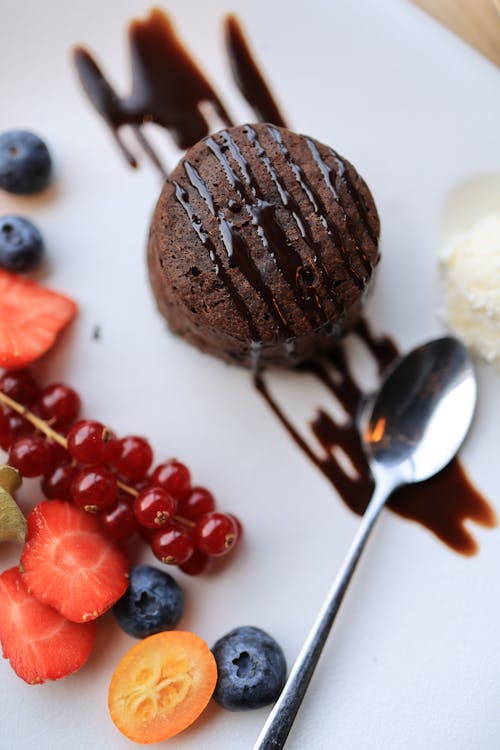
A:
365 336 476 485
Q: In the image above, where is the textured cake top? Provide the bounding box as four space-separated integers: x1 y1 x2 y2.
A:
148 124 380 366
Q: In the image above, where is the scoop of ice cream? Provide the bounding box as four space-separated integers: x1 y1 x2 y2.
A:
440 213 500 365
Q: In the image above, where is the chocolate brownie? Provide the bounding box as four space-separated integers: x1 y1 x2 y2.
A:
147 123 380 367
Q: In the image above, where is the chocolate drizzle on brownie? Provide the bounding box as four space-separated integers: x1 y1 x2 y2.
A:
171 180 262 344
180 155 292 340
151 123 379 365
205 130 329 330
268 126 368 291
305 138 374 279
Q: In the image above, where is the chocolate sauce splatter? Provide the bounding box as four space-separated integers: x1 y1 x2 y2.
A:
256 320 496 556
224 14 286 127
74 8 233 172
74 8 286 173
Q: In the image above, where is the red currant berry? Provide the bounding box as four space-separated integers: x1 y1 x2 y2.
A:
0 369 40 405
45 439 71 471
0 410 35 450
133 486 178 529
179 548 211 576
100 496 138 541
110 436 153 480
177 486 215 522
139 524 156 543
0 408 11 451
67 420 114 464
42 463 76 502
151 522 194 565
71 466 118 512
36 383 81 429
228 513 243 540
151 460 191 500
9 435 52 477
195 512 238 557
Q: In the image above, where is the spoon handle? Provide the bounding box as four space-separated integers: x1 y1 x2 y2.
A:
252 473 395 750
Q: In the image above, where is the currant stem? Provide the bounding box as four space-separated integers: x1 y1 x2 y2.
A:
0 390 67 447
0 390 195 526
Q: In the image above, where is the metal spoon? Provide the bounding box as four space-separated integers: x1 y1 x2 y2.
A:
253 336 476 750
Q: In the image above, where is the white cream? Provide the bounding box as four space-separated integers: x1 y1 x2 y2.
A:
440 213 500 365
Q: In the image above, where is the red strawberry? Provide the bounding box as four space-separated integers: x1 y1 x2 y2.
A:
21 500 129 623
0 269 77 370
0 566 96 684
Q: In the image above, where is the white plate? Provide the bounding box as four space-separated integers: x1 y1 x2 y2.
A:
1 1 500 748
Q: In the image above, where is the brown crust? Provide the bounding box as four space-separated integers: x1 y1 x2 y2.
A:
147 123 380 367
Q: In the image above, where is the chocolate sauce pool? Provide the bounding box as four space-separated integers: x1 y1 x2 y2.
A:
74 8 496 554
256 321 496 555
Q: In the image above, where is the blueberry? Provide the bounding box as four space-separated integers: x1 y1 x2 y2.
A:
112 565 184 638
211 626 287 710
0 216 44 272
0 130 52 194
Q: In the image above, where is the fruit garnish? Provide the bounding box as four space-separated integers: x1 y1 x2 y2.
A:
113 565 184 638
0 567 96 684
133 486 177 529
100 495 139 541
151 522 195 565
108 435 153 480
211 626 287 710
108 631 217 743
0 465 25 543
152 459 191 499
71 465 118 512
0 464 22 494
0 130 52 195
67 419 113 464
0 369 40 405
36 383 81 429
9 434 52 477
178 548 210 576
0 376 242 573
177 486 215 522
195 511 239 556
0 216 45 273
20 500 128 622
0 270 77 370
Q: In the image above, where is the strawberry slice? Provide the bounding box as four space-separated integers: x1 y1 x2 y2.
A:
0 566 96 684
21 500 129 623
0 269 77 370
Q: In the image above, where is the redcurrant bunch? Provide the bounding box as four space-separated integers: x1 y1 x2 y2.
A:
0 368 242 576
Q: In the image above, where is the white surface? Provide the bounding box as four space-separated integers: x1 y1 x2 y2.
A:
0 1 500 749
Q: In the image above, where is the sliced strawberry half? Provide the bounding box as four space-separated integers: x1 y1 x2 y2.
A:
0 269 77 370
0 566 96 684
21 500 129 623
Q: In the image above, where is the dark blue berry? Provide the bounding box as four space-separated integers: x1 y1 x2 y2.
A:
0 130 52 194
112 565 184 638
212 626 287 710
0 216 44 272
